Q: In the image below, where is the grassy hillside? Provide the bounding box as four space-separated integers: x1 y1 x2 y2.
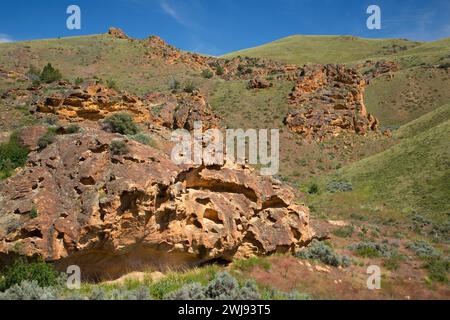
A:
223 35 421 65
0 34 200 96
307 105 450 221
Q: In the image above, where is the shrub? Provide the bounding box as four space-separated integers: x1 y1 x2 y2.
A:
165 283 206 300
215 65 224 76
406 240 441 258
0 132 29 179
40 63 62 83
65 124 81 134
37 130 56 150
103 113 139 135
327 181 353 193
110 139 129 155
383 253 405 271
29 207 38 219
183 81 197 93
129 133 155 147
0 280 58 300
166 272 260 300
0 259 61 291
308 183 319 195
425 257 449 283
109 286 151 300
296 240 351 267
348 241 396 258
201 69 214 79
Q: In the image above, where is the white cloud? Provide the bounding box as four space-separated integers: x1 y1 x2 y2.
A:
160 0 189 27
0 33 13 43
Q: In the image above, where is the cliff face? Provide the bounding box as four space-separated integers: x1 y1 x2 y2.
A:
284 64 379 141
0 129 314 279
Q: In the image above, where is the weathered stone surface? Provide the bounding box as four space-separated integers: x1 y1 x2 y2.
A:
0 130 314 279
18 126 48 151
35 83 221 131
285 64 379 141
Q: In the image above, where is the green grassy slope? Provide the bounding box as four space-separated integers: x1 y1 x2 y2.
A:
308 105 450 220
0 34 199 96
223 35 421 65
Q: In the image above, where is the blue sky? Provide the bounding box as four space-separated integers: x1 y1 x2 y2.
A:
1 0 449 55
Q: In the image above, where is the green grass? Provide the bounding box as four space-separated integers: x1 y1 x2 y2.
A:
223 35 421 65
308 108 450 221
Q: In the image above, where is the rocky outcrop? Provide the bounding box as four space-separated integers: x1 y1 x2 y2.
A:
285 64 379 141
35 83 221 131
108 27 129 40
0 130 314 279
357 60 400 81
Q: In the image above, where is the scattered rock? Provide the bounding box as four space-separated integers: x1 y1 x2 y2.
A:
247 78 273 90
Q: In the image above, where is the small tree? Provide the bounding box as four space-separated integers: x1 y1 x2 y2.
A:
40 63 62 83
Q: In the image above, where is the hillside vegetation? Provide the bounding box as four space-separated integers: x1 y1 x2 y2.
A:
308 104 450 221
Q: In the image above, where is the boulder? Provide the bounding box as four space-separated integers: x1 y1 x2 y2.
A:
0 130 314 280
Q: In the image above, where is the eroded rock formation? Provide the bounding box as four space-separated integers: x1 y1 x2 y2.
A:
0 129 314 279
285 64 379 141
35 83 221 131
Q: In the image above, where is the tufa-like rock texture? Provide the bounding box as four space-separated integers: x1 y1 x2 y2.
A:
0 129 314 279
285 64 379 141
35 83 221 131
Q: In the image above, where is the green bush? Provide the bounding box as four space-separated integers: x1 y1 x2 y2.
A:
215 65 224 76
0 259 61 291
425 257 449 283
296 240 351 267
0 132 29 179
201 69 214 79
183 81 197 93
29 207 38 219
110 139 129 155
65 124 81 134
103 113 139 135
40 63 62 83
308 183 319 195
37 130 57 150
348 241 397 258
